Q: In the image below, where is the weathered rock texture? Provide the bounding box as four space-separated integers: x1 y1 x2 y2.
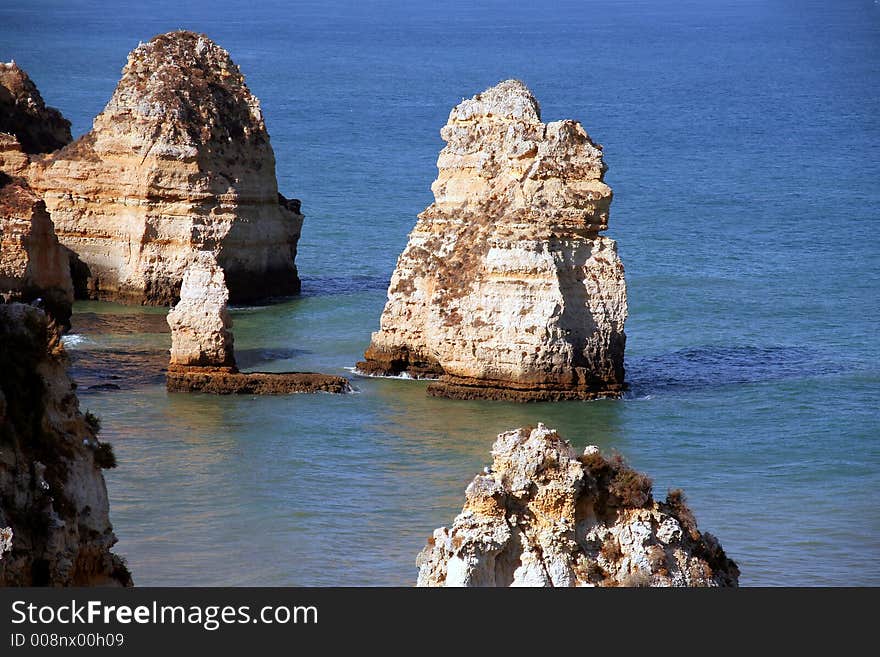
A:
17 31 302 305
166 253 351 395
0 303 131 586
417 424 739 587
359 80 627 401
166 252 234 368
0 175 74 326
0 61 72 156
165 367 352 395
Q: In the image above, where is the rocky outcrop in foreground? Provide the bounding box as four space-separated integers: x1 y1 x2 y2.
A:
0 174 74 326
359 80 627 401
15 31 302 305
0 303 131 586
417 424 738 587
166 254 350 395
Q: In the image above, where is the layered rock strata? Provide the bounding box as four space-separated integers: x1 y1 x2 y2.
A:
0 175 74 326
0 303 131 586
166 254 350 395
12 31 302 305
417 424 739 587
359 80 627 401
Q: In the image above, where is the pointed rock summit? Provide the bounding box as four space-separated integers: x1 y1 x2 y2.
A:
417 425 739 587
21 31 303 305
358 80 627 401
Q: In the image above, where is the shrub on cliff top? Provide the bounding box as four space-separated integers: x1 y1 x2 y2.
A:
579 449 653 508
93 442 117 469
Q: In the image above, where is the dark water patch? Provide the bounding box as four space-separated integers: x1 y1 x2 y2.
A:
234 347 312 369
299 275 389 298
626 345 851 396
72 311 170 335
69 348 168 390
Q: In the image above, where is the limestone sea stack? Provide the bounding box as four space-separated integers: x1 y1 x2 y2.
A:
417 424 739 587
165 253 351 394
0 175 74 326
358 80 627 401
0 303 131 586
22 31 303 305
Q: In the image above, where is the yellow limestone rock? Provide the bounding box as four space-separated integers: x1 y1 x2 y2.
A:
0 176 74 326
359 80 627 401
23 31 303 305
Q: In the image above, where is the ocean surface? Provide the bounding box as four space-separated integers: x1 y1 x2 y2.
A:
2 0 878 585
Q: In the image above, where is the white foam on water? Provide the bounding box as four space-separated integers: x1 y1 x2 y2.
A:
344 366 439 381
61 334 92 348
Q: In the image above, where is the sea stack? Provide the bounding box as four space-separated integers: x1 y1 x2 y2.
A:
0 303 131 586
358 80 627 401
416 424 739 587
22 31 303 305
166 251 235 369
165 253 351 395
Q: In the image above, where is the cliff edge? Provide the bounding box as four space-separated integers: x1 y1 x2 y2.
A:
0 303 131 586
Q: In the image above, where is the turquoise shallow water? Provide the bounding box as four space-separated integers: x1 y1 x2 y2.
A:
3 0 879 585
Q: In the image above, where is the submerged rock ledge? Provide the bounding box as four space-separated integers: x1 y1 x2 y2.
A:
417 424 738 587
166 366 351 395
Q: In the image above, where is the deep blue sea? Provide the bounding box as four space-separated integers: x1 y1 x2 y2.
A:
1 0 878 585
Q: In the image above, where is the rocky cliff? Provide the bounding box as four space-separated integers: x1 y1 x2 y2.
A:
417 424 738 587
0 303 131 586
359 80 627 401
19 31 302 305
0 174 74 326
166 253 351 395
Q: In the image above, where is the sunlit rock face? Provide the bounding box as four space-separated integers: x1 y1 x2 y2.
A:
0 175 74 327
22 31 303 305
359 80 627 401
417 425 740 587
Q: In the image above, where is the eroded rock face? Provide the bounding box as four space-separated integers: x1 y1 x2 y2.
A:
0 175 74 327
0 62 72 156
416 424 739 587
166 252 235 368
22 31 302 305
359 80 627 401
0 303 131 586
